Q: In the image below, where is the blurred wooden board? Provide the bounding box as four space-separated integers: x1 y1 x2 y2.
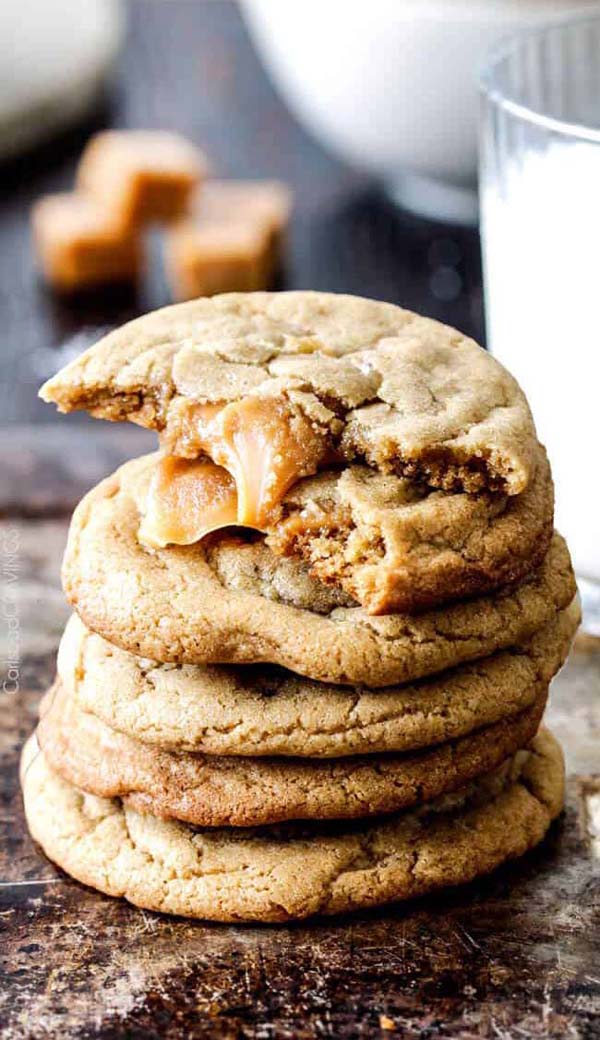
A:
0 425 154 517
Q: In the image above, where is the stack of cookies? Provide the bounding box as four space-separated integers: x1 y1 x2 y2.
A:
22 292 578 923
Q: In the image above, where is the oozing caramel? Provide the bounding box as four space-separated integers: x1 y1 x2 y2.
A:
140 393 331 546
139 456 237 548
160 396 328 530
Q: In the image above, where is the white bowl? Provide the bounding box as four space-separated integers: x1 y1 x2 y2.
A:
0 0 123 160
242 0 596 222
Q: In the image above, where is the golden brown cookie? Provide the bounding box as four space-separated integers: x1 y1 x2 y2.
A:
58 605 578 758
40 291 538 496
61 456 576 684
37 679 547 827
129 446 553 616
20 730 565 922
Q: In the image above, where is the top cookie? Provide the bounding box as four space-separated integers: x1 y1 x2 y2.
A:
40 291 538 497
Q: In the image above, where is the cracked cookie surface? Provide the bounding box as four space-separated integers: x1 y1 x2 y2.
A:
37 679 547 826
58 605 578 757
40 291 538 496
20 730 564 922
61 456 576 685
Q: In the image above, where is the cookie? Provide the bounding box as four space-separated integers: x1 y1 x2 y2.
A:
130 445 553 616
58 604 578 758
40 291 537 496
37 679 547 827
20 730 565 922
61 457 576 684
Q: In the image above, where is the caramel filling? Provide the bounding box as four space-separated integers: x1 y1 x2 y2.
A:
139 456 238 548
176 396 328 529
141 396 330 547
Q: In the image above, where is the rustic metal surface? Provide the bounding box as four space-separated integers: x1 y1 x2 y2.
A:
0 503 599 1039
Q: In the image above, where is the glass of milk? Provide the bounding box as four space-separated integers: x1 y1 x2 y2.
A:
480 14 600 636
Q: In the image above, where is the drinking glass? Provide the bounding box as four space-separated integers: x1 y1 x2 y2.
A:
480 14 600 635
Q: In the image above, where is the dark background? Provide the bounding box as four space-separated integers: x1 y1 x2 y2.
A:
0 0 483 428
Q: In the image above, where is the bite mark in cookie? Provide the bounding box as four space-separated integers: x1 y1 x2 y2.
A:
268 444 554 614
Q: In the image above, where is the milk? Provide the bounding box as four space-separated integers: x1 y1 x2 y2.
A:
481 141 600 585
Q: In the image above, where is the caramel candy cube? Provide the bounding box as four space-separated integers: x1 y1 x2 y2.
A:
31 193 141 291
76 130 207 230
165 180 292 301
191 180 291 266
165 221 271 301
